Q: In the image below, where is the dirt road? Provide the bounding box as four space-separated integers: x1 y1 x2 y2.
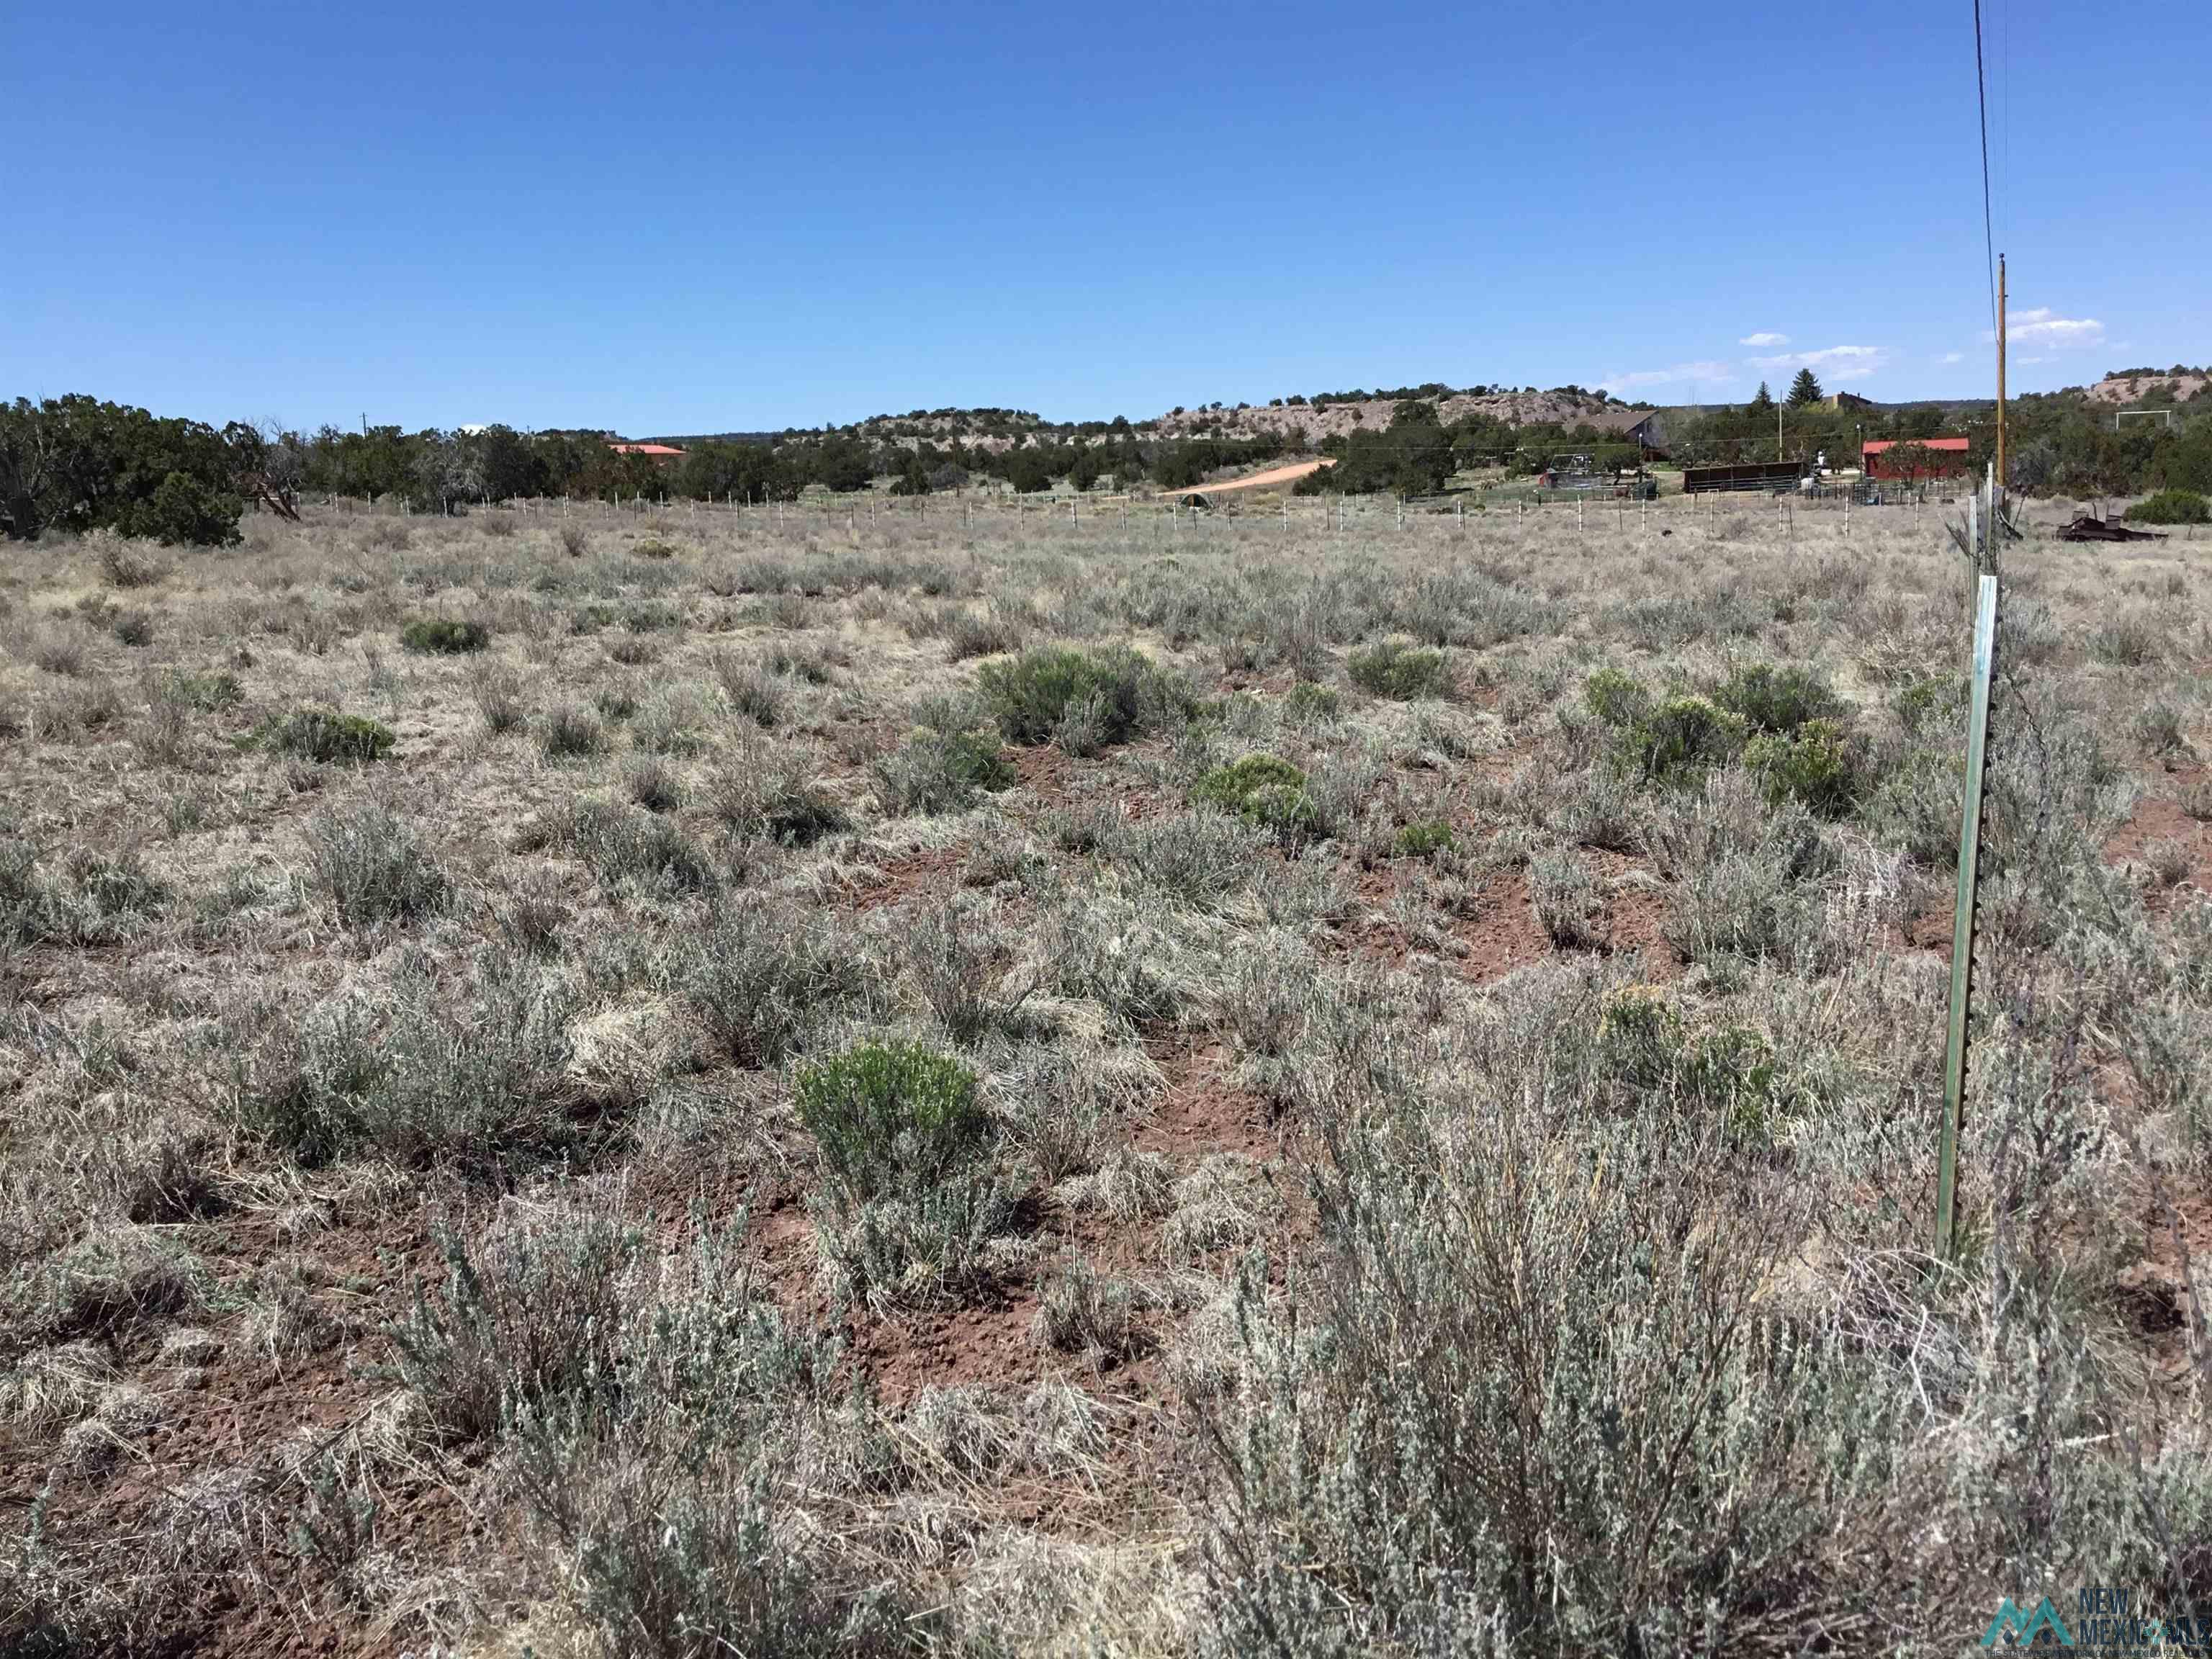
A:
1166 457 1334 497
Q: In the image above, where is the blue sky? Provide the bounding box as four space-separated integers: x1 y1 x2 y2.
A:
6 1 2205 433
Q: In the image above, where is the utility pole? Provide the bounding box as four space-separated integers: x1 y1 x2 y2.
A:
1995 253 2008 498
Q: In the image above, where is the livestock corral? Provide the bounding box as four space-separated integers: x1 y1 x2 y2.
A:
2 493 2209 1655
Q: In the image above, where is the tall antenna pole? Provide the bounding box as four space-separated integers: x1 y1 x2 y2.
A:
1995 253 2008 495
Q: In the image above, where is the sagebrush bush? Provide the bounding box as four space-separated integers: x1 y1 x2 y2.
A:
1284 680 1341 724
306 796 450 924
622 754 684 812
714 747 848 844
243 948 576 1171
259 706 395 764
945 608 1025 662
1346 639 1447 700
873 727 1013 815
561 797 716 897
2088 608 2167 667
684 899 866 1067
472 663 527 733
389 1208 634 1444
163 668 243 711
96 537 166 589
1110 809 1271 908
1033 1255 1143 1362
978 643 1190 745
709 648 786 727
1529 847 1601 947
1198 994 1868 1656
399 617 489 655
2 837 171 946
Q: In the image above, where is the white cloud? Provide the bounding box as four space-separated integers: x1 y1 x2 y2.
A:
1745 344 1891 382
1938 351 1964 364
1739 331 1789 347
1984 307 2104 348
1594 360 1738 394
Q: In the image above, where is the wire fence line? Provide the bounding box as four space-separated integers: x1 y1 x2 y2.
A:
305 480 1962 539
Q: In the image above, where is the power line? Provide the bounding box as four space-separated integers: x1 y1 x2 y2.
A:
1973 0 1998 336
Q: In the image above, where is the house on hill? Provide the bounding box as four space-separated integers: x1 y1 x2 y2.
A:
1861 436 1970 480
608 442 687 466
1586 408 1669 454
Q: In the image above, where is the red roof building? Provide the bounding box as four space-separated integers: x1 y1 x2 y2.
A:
608 442 687 464
1861 436 1970 480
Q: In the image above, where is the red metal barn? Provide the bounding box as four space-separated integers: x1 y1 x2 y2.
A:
1861 436 1971 481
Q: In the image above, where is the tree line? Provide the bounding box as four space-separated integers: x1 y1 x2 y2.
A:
8 377 2204 547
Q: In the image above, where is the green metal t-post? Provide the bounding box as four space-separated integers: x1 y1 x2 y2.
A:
1937 569 2000 1261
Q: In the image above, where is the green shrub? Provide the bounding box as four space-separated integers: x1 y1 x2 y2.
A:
1712 662 1841 734
797 1042 990 1206
1346 639 1448 700
1894 674 1962 735
1678 1024 1779 1143
1392 818 1459 860
1745 717 1861 816
873 727 1014 815
796 1040 1019 1305
259 706 395 764
1632 695 1748 781
399 617 490 655
1285 680 1341 723
1192 754 1320 843
1595 984 1684 1091
1583 665 1650 729
165 669 243 711
631 536 680 558
2125 488 2210 525
977 643 1190 746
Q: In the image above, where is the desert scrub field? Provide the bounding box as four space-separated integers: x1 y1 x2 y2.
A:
1 498 2208 1655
